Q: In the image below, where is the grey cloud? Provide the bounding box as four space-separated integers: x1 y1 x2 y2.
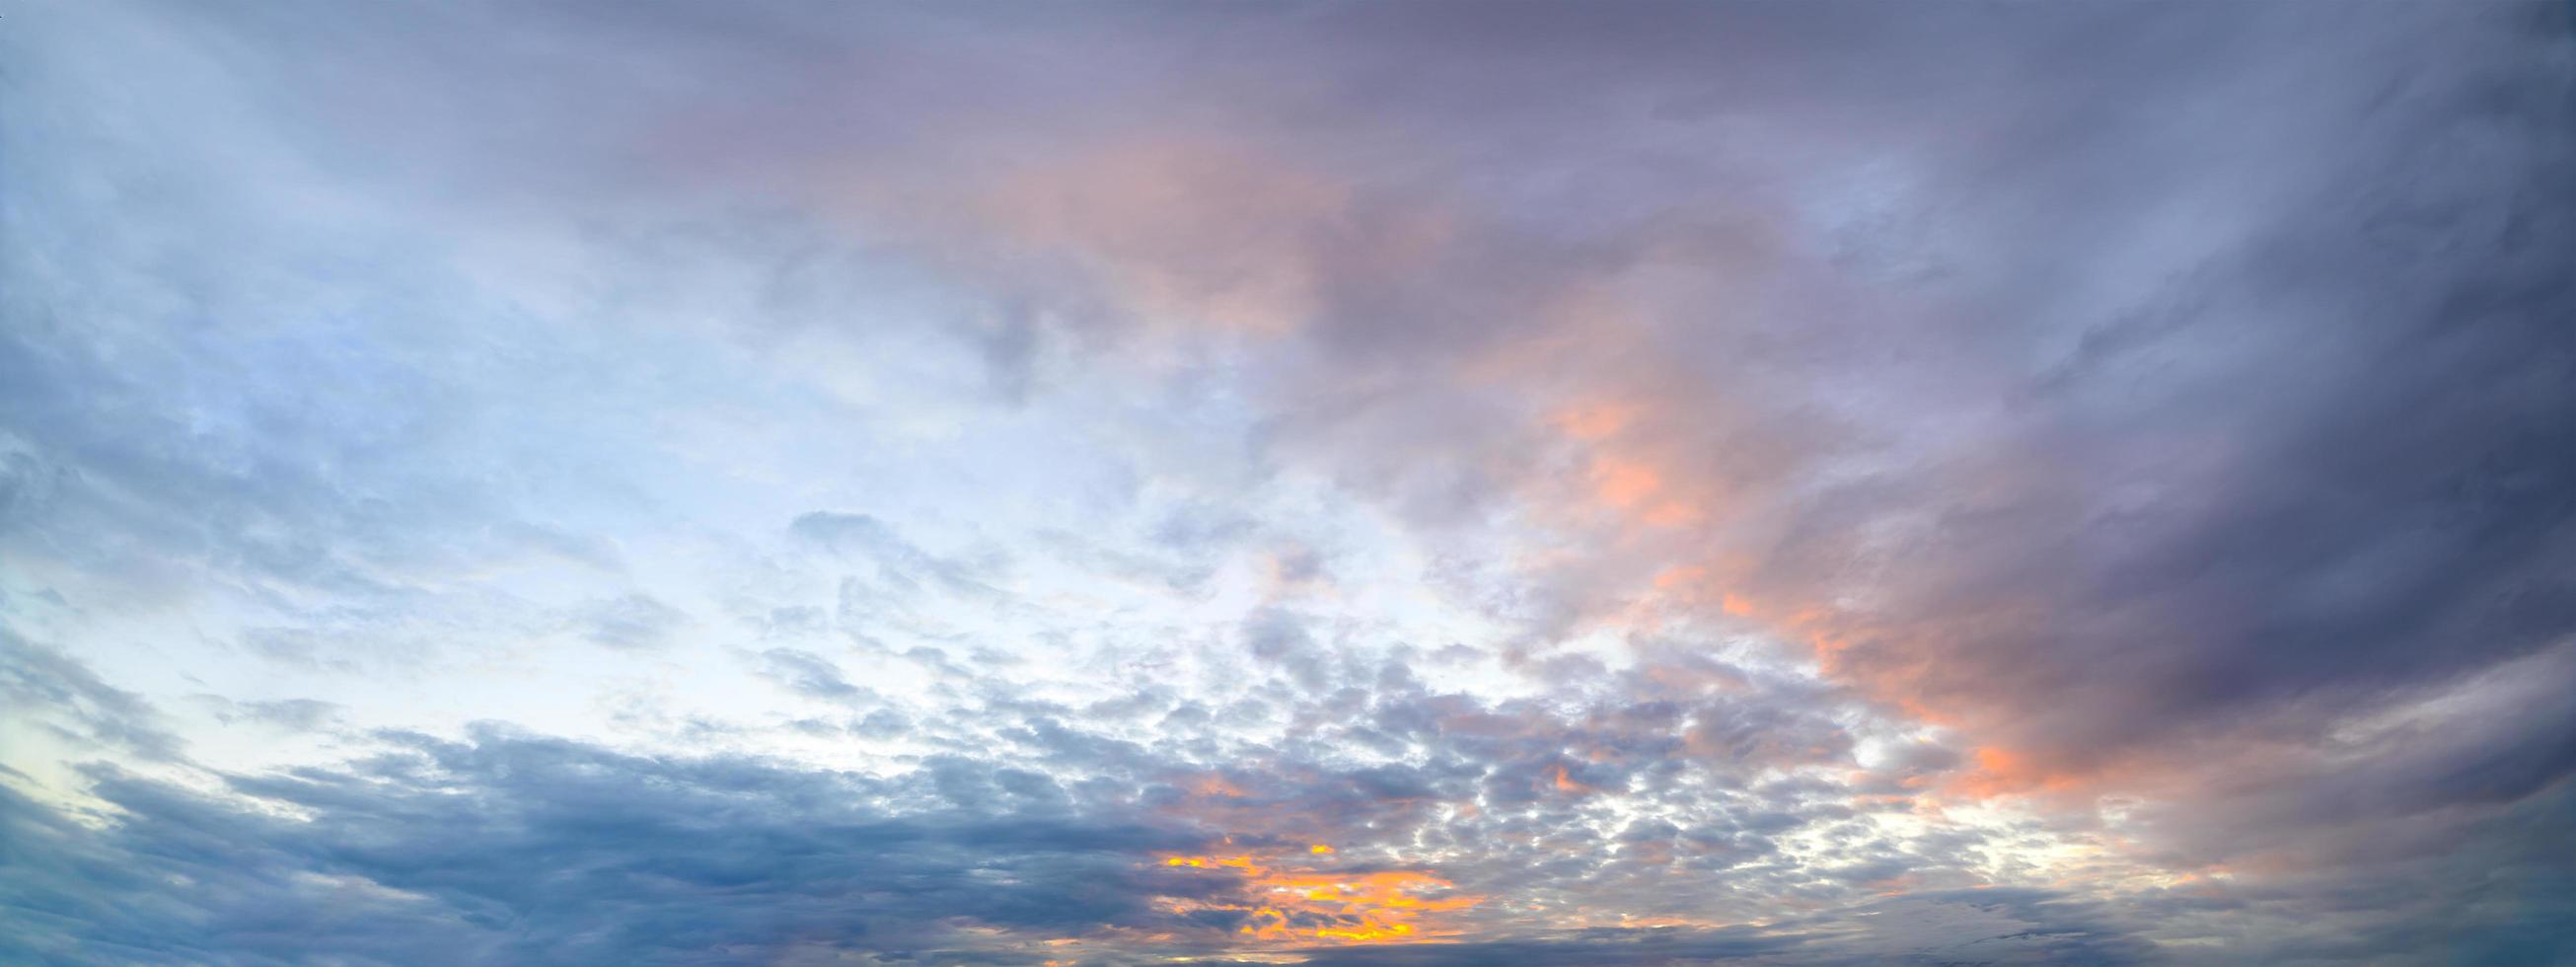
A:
1288 888 2160 966
0 729 1225 966
200 697 344 732
0 632 186 764
753 646 870 703
793 511 1000 600
573 594 690 650
1241 608 1328 691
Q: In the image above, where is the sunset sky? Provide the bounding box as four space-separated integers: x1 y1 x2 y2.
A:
5 2 2574 964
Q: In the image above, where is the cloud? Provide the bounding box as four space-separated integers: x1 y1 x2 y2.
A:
0 632 186 764
572 594 690 650
792 511 1001 600
3 1 2572 964
0 721 2180 967
200 697 344 732
1288 888 2159 966
754 646 870 703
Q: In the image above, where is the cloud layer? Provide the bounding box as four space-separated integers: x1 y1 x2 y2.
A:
5 1 2573 963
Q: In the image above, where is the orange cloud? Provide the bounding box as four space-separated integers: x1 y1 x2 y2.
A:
1548 763 1604 796
1584 455 1706 528
1591 456 1663 509
1553 400 1644 442
955 140 1454 339
1155 848 1484 947
1190 774 1249 798
1944 746 2094 800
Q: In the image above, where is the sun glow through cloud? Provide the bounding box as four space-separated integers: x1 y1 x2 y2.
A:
1160 850 1486 945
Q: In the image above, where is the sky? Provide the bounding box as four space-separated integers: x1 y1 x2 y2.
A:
3 1 2573 964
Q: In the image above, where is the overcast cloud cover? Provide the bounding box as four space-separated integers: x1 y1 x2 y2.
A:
4 1 2574 964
